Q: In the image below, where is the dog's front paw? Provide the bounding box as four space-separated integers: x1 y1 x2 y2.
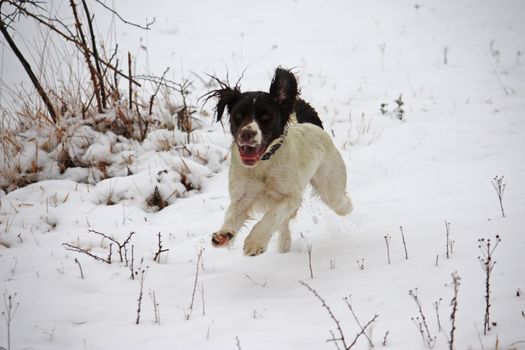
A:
243 234 270 256
211 231 234 248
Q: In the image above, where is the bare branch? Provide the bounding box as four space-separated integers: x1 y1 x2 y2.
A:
62 242 111 264
0 15 58 123
89 229 134 262
148 67 169 115
343 296 375 347
81 0 107 109
70 0 102 113
93 0 155 30
300 281 348 349
3 2 141 86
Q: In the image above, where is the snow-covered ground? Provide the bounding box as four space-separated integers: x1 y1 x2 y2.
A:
1 0 525 349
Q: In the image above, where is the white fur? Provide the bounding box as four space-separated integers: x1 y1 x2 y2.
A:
237 121 262 145
215 123 353 255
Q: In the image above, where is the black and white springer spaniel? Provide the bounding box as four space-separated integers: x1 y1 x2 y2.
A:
210 68 352 255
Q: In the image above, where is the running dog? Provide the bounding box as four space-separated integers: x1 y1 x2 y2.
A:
210 68 352 255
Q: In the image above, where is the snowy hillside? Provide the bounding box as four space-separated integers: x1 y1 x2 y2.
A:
1 1 525 349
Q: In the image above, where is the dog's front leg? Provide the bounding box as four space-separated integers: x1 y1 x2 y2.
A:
212 180 263 248
244 194 302 256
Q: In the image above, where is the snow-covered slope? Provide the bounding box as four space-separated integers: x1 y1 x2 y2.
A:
1 1 524 349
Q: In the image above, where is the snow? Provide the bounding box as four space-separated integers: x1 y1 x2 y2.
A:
1 0 525 349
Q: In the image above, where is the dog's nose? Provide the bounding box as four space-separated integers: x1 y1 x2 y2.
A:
239 128 257 143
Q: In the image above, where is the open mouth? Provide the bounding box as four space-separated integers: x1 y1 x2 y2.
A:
238 144 267 166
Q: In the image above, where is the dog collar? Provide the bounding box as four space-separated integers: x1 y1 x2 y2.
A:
261 112 297 161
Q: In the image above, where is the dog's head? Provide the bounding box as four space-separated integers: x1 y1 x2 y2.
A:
212 68 298 167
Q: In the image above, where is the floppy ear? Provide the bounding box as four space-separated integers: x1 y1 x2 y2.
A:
269 67 298 105
214 87 241 122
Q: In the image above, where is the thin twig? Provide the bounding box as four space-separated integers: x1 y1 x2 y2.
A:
433 298 442 332
81 0 106 109
409 288 436 348
153 232 170 263
2 291 20 350
128 52 132 110
399 226 408 260
148 67 169 115
382 330 390 346
478 235 501 335
491 176 506 218
445 221 451 259
307 243 314 279
93 0 155 30
384 234 391 264
89 229 134 262
63 242 111 264
347 314 379 349
448 272 461 350
149 289 160 325
74 258 84 279
343 296 375 348
70 0 102 113
300 280 348 349
135 268 147 325
185 248 203 320
235 335 242 350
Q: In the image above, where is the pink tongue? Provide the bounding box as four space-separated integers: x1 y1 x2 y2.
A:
241 149 258 159
239 146 263 161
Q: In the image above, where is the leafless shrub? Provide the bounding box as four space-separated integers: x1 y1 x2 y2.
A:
447 272 461 350
300 281 379 349
1 291 19 350
343 296 375 348
409 288 436 348
153 232 169 263
491 176 506 218
478 235 501 335
89 229 134 263
0 1 203 193
135 267 147 325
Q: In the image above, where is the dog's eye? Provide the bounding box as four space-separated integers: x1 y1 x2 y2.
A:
233 114 242 122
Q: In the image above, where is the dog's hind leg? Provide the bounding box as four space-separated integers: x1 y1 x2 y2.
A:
310 149 353 216
277 220 292 253
277 209 298 253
